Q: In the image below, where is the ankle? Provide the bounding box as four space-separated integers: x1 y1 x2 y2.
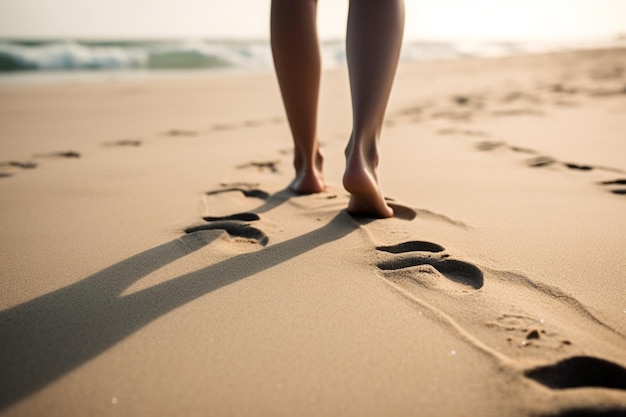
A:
296 145 323 169
345 137 379 170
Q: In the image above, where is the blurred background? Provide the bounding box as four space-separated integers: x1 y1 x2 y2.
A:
1 0 625 84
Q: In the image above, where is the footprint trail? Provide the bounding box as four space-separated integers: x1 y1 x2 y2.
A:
376 237 626 360
374 238 626 404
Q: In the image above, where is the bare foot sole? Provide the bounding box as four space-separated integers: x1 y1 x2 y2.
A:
290 149 326 194
343 166 393 218
346 193 394 218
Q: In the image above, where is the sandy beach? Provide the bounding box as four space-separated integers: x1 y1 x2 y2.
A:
1 47 626 416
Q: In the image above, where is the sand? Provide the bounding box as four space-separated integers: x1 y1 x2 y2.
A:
1 47 626 417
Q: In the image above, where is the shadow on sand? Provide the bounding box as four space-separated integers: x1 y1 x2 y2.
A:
0 192 365 410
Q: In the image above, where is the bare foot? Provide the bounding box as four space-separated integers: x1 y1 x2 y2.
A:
343 144 393 218
290 149 326 194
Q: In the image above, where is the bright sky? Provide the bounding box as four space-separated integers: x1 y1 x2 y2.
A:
1 0 625 41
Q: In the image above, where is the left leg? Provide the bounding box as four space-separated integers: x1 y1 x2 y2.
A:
271 0 326 194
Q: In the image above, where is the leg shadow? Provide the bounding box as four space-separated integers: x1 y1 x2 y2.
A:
0 211 362 410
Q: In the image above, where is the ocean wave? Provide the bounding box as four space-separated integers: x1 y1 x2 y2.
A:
0 40 273 72
1 38 624 73
0 41 146 71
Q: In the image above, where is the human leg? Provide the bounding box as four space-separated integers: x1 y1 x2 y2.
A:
343 0 405 218
271 0 325 194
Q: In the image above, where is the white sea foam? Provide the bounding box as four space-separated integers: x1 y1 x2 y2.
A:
0 37 623 84
0 41 147 70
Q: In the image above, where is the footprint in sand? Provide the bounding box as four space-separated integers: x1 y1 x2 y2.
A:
526 155 558 168
34 151 81 159
485 314 573 350
189 185 271 245
523 154 597 172
237 161 280 174
431 109 474 122
525 356 626 391
438 128 490 137
211 123 239 131
185 218 268 246
103 139 142 147
588 85 626 98
526 355 626 417
500 91 543 105
1 152 81 178
476 140 538 155
0 161 38 178
476 141 507 152
549 83 579 95
563 162 594 171
164 129 197 137
210 117 284 131
1 152 79 177
491 108 545 117
376 240 483 292
202 213 260 222
600 179 626 196
206 187 270 200
202 184 272 219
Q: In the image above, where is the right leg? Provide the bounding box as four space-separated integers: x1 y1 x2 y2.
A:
271 0 325 194
343 0 405 218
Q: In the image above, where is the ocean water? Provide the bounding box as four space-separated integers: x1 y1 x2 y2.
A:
1 38 624 85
